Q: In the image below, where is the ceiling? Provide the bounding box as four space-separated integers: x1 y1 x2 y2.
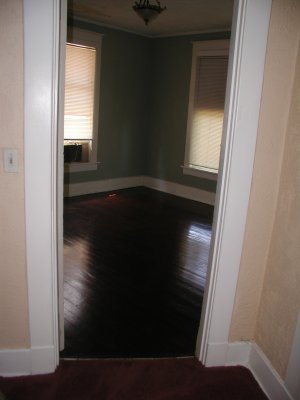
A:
67 0 234 37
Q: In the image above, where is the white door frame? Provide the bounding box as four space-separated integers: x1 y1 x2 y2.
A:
24 0 60 373
23 0 272 374
57 0 68 351
196 0 272 365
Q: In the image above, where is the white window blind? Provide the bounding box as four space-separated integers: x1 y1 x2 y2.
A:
188 56 228 172
64 43 96 140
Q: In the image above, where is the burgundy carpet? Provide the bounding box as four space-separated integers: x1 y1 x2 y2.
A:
0 358 268 400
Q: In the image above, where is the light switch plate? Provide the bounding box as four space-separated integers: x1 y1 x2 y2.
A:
3 148 18 173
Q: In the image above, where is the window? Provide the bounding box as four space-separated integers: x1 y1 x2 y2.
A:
183 40 229 181
64 28 102 173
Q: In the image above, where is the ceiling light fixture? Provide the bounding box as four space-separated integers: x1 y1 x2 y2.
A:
133 0 166 26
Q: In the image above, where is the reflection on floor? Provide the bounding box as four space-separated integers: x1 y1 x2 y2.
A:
61 187 213 358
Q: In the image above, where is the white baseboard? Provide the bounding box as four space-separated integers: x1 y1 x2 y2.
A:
205 341 250 367
226 341 251 366
64 176 143 197
285 312 300 400
65 175 215 206
30 346 57 375
0 346 56 377
0 349 31 377
205 342 229 367
142 176 215 205
205 341 295 400
249 343 294 400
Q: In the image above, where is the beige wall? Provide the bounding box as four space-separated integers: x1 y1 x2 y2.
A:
255 36 300 377
0 0 30 349
230 0 300 378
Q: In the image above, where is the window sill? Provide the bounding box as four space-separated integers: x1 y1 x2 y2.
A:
64 162 99 173
181 165 218 181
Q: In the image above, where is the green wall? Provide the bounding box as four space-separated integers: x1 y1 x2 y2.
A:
65 21 150 185
65 20 229 193
144 32 229 193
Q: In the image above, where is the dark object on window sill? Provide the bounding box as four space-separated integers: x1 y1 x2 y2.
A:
64 144 82 163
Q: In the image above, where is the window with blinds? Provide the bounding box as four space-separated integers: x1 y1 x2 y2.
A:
63 28 102 171
183 40 229 180
189 57 228 172
64 43 96 141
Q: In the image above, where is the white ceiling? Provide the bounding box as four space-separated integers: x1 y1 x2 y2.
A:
68 0 234 37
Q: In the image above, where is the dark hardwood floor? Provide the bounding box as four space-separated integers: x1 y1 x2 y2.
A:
61 187 214 359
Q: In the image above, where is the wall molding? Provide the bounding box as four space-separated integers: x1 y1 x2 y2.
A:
142 176 215 205
226 341 252 366
71 15 230 39
64 176 143 197
30 346 57 376
285 312 300 399
0 346 56 377
249 343 293 400
64 175 215 205
205 341 295 400
0 349 30 377
205 341 251 368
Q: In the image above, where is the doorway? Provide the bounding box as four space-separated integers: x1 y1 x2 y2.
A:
58 1 232 356
22 0 272 374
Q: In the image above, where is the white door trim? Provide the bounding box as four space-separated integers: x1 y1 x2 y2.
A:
196 0 272 364
23 0 272 375
57 0 68 352
24 0 60 373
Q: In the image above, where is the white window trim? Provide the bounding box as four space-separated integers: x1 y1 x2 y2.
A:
181 165 218 181
183 39 230 180
64 27 102 173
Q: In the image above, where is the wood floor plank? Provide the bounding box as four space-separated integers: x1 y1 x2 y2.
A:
61 187 213 358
